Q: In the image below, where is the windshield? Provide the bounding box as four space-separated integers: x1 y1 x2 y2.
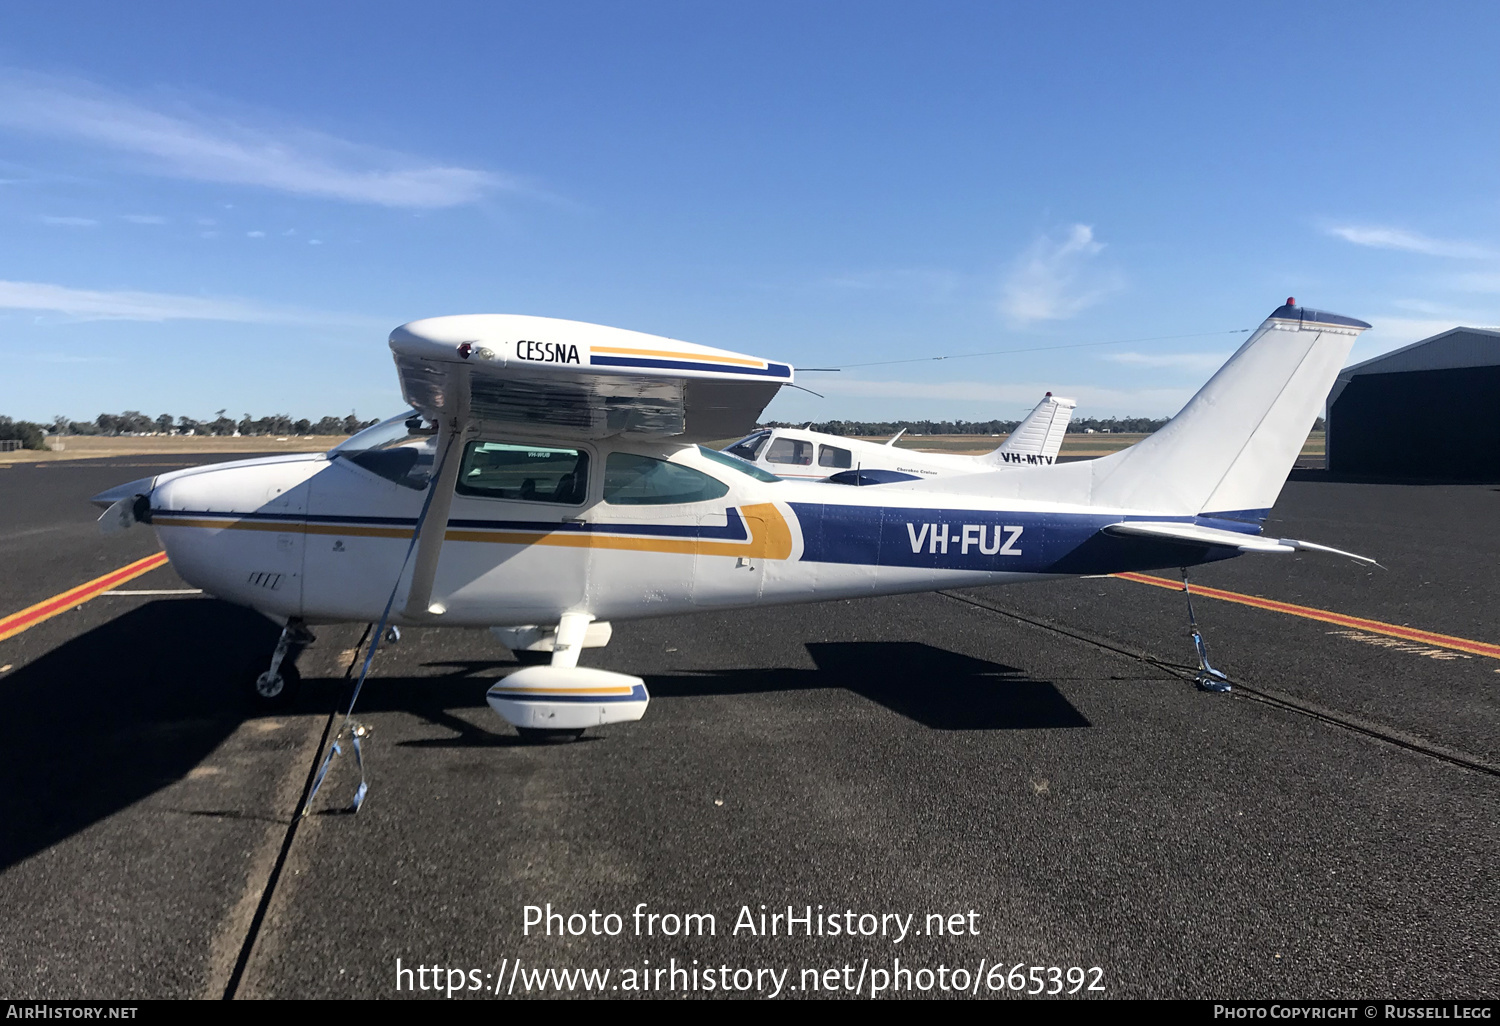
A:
329 410 428 455
697 445 782 483
331 410 437 489
724 430 770 460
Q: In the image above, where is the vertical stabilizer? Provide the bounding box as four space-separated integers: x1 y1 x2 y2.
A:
1085 301 1368 516
988 393 1076 465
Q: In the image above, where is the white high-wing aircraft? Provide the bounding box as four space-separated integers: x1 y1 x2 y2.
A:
93 300 1374 743
724 392 1077 482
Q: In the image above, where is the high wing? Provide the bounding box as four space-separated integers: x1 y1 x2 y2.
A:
389 314 792 441
388 313 792 619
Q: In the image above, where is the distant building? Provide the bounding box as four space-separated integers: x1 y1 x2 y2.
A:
1326 326 1500 479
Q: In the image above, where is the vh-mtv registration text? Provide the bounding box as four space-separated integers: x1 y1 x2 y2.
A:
524 903 981 943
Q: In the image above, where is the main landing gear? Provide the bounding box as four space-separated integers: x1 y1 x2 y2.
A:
252 618 316 707
1181 569 1230 692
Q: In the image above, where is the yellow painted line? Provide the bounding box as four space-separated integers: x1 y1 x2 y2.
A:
1113 571 1500 660
0 551 170 642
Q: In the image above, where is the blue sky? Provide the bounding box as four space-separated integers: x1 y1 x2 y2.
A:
2 2 1498 425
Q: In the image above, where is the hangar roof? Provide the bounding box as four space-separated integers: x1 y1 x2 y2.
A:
1342 326 1500 377
1327 326 1500 416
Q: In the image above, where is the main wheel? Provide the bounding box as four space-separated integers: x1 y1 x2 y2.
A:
251 661 301 709
512 649 552 666
515 727 585 744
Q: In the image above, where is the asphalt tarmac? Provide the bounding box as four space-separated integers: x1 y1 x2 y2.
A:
0 454 1495 1000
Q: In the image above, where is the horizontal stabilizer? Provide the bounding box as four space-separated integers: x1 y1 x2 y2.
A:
1103 521 1379 566
1103 521 1294 553
1279 538 1382 567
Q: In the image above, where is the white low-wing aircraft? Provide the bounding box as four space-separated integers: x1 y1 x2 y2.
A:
93 300 1374 743
724 392 1077 481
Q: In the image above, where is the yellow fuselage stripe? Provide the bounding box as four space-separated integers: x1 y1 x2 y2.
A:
152 502 796 560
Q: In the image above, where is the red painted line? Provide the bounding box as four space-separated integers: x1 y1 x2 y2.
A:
1113 571 1500 660
0 551 170 642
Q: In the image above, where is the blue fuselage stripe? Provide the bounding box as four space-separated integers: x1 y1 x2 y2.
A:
589 355 792 378
788 503 1253 575
157 508 751 540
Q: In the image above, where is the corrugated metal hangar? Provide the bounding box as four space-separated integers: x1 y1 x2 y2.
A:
1325 326 1500 479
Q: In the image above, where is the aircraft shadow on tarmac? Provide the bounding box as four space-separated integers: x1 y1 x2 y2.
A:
0 600 283 872
647 642 1089 731
0 603 1086 869
417 641 1090 734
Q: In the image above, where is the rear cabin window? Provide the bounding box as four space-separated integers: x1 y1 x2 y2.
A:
603 452 729 505
818 445 853 469
766 437 813 466
456 442 589 504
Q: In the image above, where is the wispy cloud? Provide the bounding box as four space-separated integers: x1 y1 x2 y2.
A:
120 214 165 224
0 279 382 326
999 224 1122 325
1325 224 1493 259
41 215 98 226
1104 350 1230 372
0 70 516 208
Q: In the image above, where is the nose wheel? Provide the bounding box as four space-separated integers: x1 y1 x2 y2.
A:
250 619 315 708
254 663 302 705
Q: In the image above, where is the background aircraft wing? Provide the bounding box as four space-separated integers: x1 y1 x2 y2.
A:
388 314 792 441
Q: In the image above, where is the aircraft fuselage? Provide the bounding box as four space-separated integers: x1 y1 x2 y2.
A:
144 440 1248 628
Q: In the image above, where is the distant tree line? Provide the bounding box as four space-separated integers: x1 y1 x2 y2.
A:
0 411 382 449
49 410 381 438
0 416 47 450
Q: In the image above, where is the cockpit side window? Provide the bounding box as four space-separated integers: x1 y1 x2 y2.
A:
766 437 813 466
456 442 589 504
603 452 729 505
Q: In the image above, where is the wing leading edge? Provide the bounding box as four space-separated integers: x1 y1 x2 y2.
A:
389 314 792 441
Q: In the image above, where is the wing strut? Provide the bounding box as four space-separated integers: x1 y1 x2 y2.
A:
403 367 471 619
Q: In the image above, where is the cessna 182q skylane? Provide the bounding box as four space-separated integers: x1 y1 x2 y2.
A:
93 300 1375 743
725 392 1076 481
